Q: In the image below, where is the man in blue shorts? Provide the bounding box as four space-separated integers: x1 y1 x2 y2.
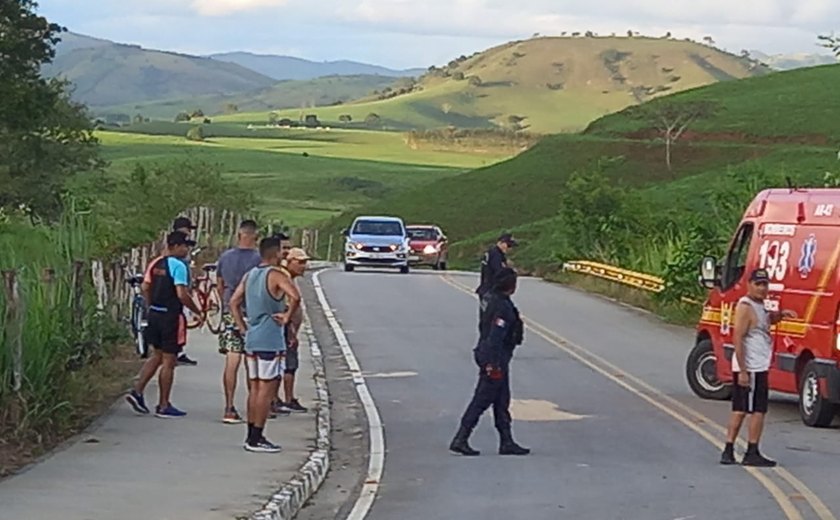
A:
126 231 202 418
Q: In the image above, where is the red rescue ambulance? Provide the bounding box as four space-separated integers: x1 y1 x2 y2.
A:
686 188 840 427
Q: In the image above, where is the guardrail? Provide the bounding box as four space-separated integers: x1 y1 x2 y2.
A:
561 260 701 305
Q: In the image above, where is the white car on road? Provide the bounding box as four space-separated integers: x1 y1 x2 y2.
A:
343 216 411 273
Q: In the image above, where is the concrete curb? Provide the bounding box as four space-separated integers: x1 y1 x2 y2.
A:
249 307 331 520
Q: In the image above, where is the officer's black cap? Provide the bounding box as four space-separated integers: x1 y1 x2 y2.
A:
167 231 196 247
498 233 518 247
172 216 197 230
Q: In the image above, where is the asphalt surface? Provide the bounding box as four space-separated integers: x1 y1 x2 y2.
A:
309 268 840 520
0 330 318 520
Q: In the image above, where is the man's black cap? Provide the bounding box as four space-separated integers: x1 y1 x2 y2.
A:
498 233 518 247
172 216 197 230
749 268 770 284
167 231 196 247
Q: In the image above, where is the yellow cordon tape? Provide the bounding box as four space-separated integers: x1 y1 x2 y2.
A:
561 260 701 305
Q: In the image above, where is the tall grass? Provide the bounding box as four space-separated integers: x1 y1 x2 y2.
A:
0 205 101 435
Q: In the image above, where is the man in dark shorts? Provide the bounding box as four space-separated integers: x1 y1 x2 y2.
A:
721 268 795 467
278 248 310 413
216 219 261 424
126 231 202 418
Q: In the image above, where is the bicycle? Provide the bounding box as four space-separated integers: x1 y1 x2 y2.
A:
125 271 149 358
185 262 224 334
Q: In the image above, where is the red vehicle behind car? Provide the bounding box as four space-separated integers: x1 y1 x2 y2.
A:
406 225 448 270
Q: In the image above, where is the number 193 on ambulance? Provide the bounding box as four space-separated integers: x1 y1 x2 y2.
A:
686 188 840 427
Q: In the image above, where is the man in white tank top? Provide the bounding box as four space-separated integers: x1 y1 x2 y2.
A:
721 268 795 467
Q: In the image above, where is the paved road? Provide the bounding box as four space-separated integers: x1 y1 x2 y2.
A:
0 330 317 520
311 268 840 520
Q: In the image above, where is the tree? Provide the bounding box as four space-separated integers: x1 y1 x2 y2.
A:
225 103 238 114
627 30 634 37
703 36 715 46
452 71 465 81
190 108 204 119
365 113 381 126
338 114 353 123
642 101 716 173
304 114 320 127
468 75 483 87
0 0 100 218
133 114 144 125
818 33 840 57
268 112 279 124
175 112 191 122
585 30 594 37
186 126 204 141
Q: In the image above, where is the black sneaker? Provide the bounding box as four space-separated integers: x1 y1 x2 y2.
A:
285 399 308 413
742 451 777 467
244 437 282 453
177 354 198 366
271 401 291 416
720 448 737 465
125 390 150 415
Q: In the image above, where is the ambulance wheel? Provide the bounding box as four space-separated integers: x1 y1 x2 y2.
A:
344 263 354 272
400 265 410 274
686 339 732 401
799 360 836 428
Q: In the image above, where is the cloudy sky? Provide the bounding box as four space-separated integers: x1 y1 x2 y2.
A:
37 0 838 69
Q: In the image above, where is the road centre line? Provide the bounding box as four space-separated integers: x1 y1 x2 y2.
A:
440 275 835 520
312 270 384 520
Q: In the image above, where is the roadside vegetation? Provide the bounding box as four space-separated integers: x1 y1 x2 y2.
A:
0 3 253 475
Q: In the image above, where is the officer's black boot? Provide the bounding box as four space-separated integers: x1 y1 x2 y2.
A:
449 426 480 456
498 430 530 456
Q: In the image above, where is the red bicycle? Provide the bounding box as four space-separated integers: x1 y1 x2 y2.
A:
185 263 224 334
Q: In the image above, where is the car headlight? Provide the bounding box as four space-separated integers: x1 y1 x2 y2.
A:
354 242 364 250
389 244 399 251
423 244 437 254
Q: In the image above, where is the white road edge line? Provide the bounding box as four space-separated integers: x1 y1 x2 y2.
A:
312 269 385 520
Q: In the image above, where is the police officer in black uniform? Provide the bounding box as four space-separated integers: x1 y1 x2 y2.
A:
451 267 529 456
475 233 517 299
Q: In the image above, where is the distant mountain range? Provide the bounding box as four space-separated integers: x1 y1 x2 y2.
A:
44 32 420 111
748 50 837 71
208 51 425 81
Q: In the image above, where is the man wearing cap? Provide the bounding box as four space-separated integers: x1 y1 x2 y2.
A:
476 233 518 299
216 219 262 424
277 248 310 414
451 267 529 457
126 231 203 418
172 216 200 366
720 268 795 467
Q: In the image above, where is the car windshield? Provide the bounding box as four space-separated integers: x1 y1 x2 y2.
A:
407 228 437 240
353 220 404 236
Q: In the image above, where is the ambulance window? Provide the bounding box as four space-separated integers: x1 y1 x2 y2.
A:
722 223 755 290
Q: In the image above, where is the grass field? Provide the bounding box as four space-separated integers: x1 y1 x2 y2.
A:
314 62 840 290
218 36 766 134
98 129 508 226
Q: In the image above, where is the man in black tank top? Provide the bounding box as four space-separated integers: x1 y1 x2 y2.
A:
126 232 202 419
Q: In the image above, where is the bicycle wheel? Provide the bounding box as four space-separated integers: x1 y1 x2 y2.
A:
205 287 224 334
185 292 204 330
132 298 149 358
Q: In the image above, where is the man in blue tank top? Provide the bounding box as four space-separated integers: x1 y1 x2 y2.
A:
229 237 301 453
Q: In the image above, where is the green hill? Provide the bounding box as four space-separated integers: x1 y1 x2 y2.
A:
101 75 403 120
44 42 275 107
222 36 769 133
315 63 839 298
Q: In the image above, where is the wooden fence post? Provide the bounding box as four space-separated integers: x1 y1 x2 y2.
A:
72 260 86 329
3 270 23 423
326 234 333 263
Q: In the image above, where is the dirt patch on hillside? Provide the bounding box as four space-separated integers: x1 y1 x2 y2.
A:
0 346 142 480
624 129 831 146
